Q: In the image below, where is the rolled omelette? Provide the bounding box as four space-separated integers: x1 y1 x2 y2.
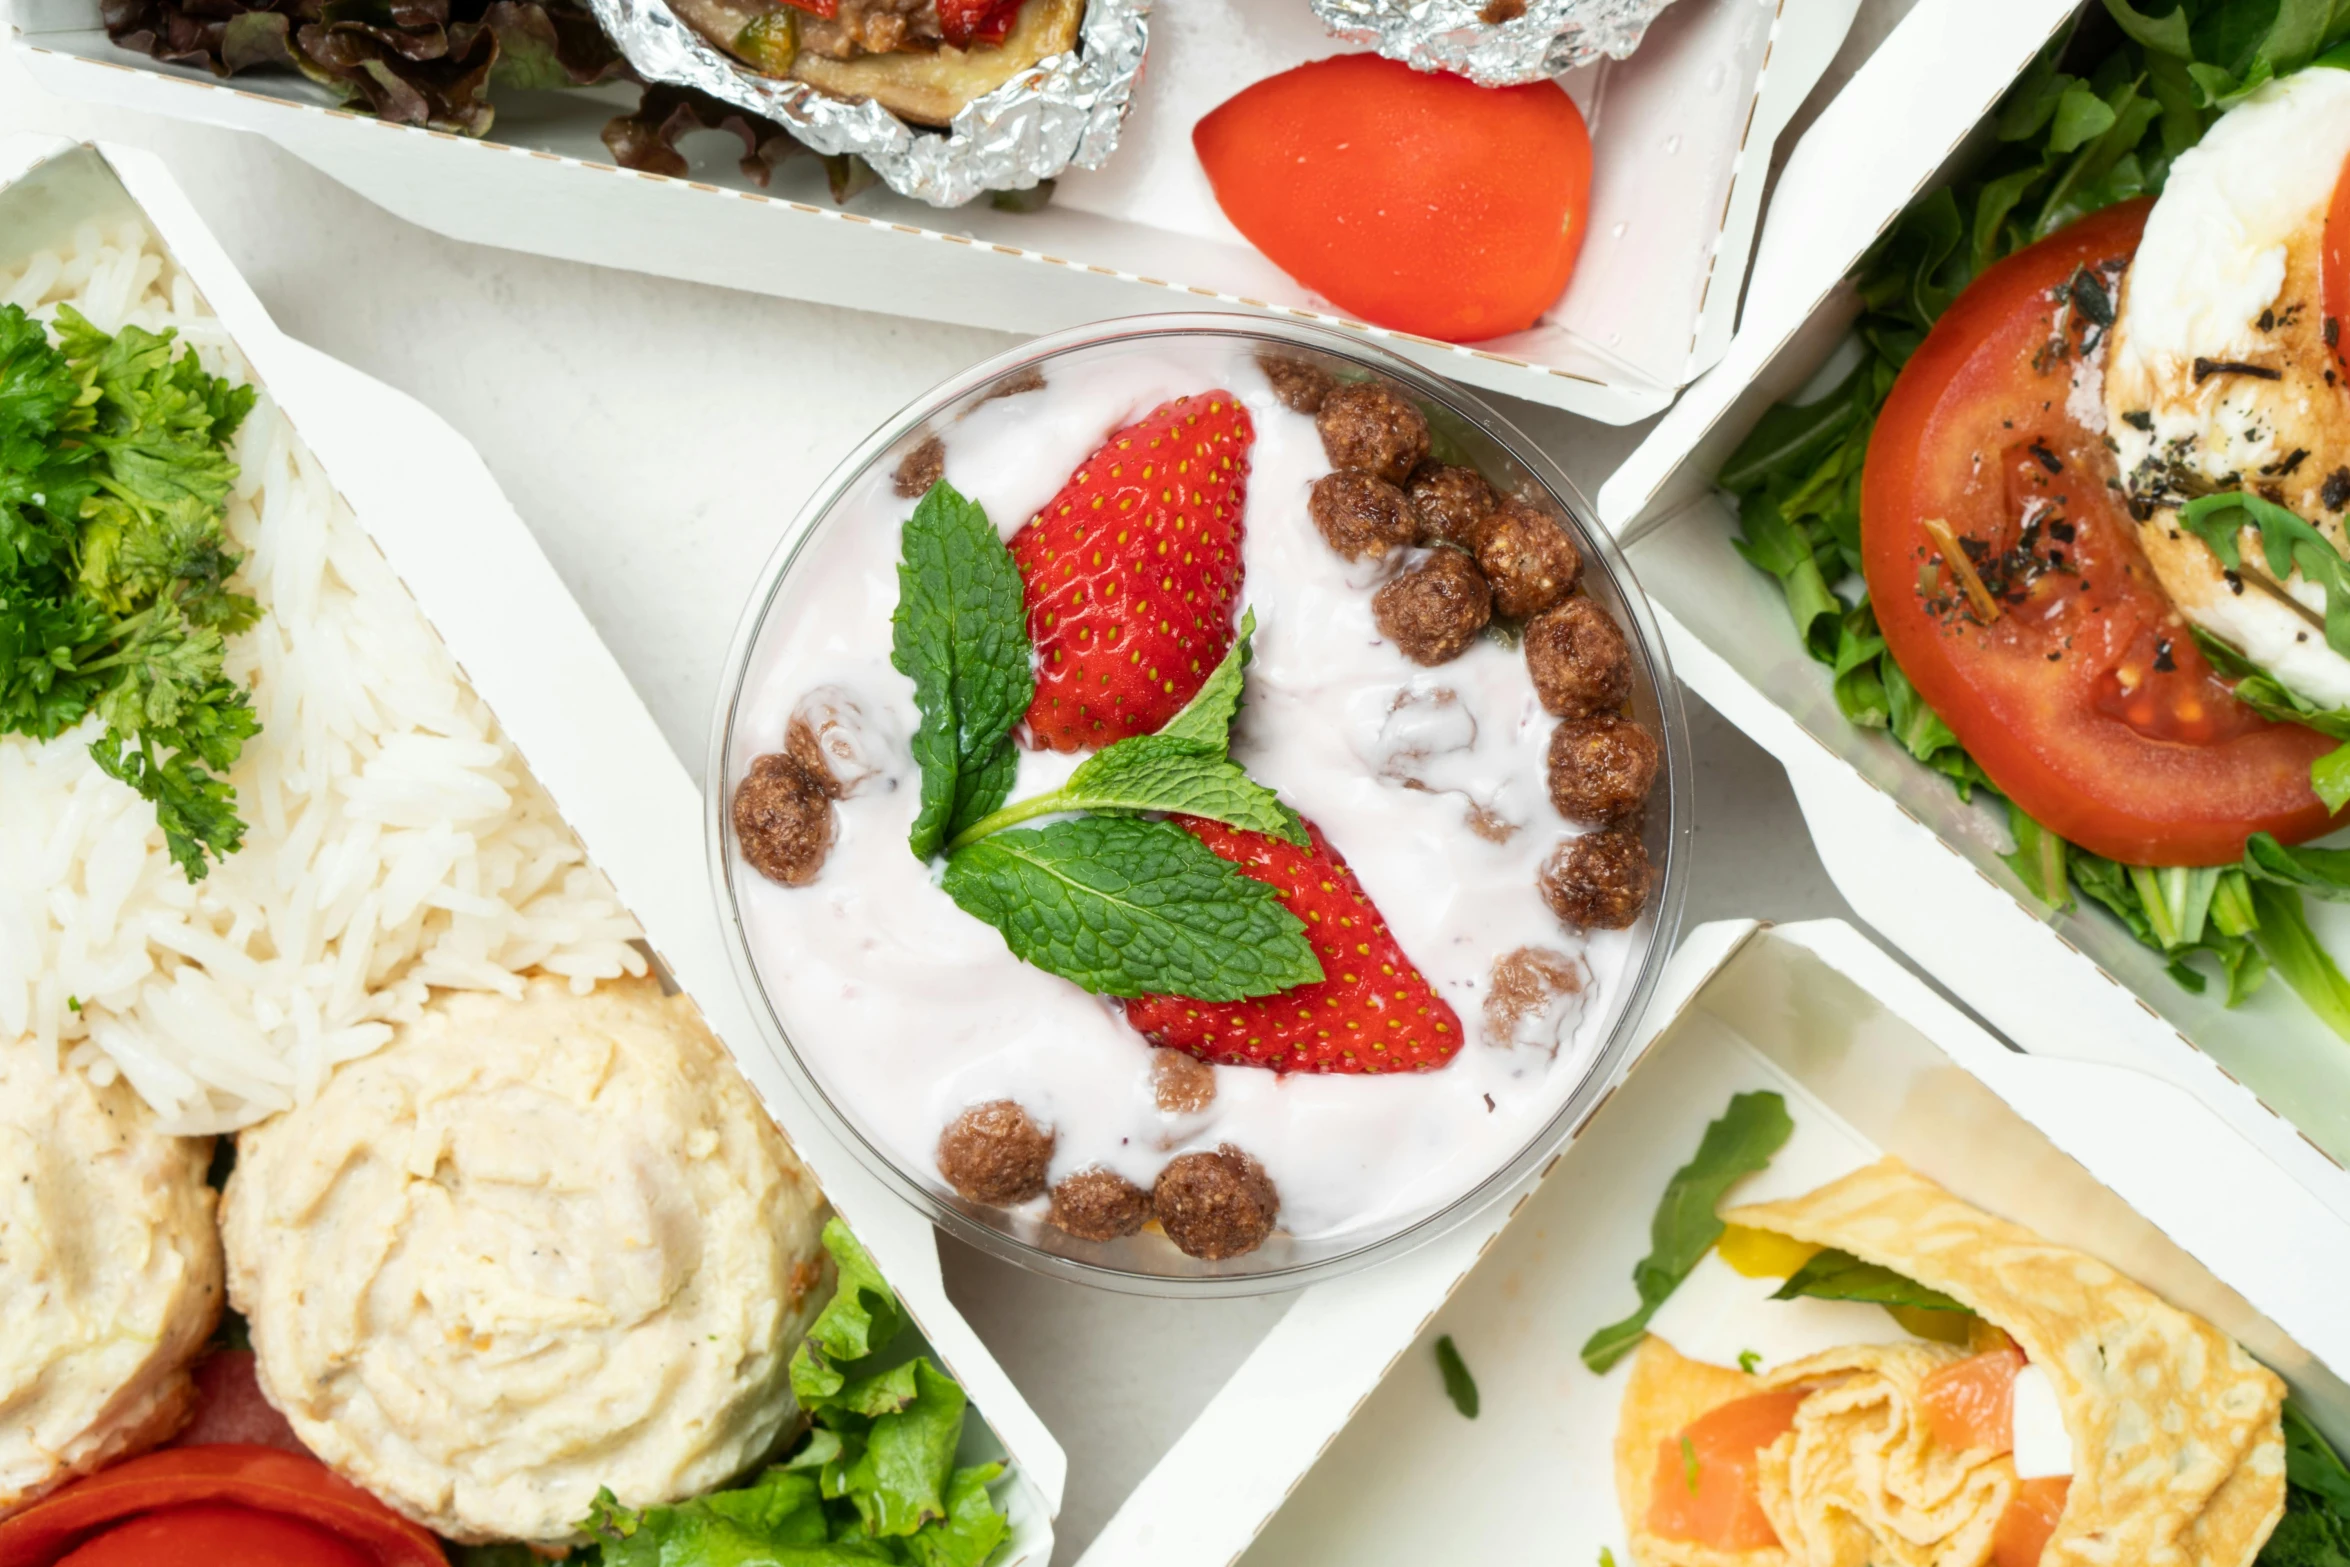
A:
1613 1158 2287 1567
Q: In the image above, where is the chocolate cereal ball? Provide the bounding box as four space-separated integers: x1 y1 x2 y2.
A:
1546 714 1660 825
1539 831 1657 930
894 434 945 499
1374 550 1492 666
1406 462 1497 548
1259 354 1337 415
1154 1145 1279 1260
1047 1168 1153 1242
1309 470 1418 561
732 752 835 887
1316 382 1430 485
1150 1049 1216 1115
1524 597 1632 719
1474 498 1582 619
935 1100 1054 1206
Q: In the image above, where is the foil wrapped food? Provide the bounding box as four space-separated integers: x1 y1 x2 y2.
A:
1311 0 1676 85
584 0 1149 207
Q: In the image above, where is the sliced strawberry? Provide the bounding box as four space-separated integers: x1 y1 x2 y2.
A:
1009 392 1252 751
939 0 1022 46
1125 817 1463 1074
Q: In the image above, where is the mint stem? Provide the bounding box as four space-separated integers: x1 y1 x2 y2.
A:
946 789 1070 852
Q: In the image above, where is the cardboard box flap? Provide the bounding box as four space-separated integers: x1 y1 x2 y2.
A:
7 0 1862 423
1082 919 2350 1566
0 133 1064 1541
1597 0 2080 532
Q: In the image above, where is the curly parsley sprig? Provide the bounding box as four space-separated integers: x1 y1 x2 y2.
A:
0 302 260 879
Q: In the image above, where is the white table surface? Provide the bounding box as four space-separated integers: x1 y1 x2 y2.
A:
2 56 1924 1562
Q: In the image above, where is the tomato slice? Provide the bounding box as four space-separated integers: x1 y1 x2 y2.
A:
1917 1347 2024 1453
2326 149 2350 373
55 1506 372 1567
1992 1475 2072 1567
0 1448 443 1567
1646 1389 1808 1550
1862 198 2344 864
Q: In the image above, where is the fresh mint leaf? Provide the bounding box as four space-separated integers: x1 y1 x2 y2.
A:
941 816 1319 1001
1053 740 1304 844
942 613 1301 848
1434 1335 1479 1419
1771 1249 1972 1313
1155 606 1256 750
1581 1091 1795 1373
891 481 1033 861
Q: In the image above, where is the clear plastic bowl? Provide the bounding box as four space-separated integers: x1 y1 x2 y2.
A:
706 315 1690 1295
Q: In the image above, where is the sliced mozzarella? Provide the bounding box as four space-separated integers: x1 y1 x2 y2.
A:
2106 69 2350 709
1647 1250 1921 1375
2009 1364 2073 1479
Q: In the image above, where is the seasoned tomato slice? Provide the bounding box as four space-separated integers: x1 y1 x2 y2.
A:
1646 1389 1808 1550
1861 198 2344 864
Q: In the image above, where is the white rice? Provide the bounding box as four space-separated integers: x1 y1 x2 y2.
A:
0 218 647 1134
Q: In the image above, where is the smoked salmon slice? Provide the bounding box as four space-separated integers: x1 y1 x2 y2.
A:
1918 1347 2025 1454
1647 1389 1809 1549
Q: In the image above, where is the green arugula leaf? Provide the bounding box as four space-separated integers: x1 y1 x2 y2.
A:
2266 1402 2350 1567
1771 1249 1973 1313
941 816 1320 1001
2180 491 2350 659
890 481 1034 861
1581 1091 1795 1373
2191 629 2350 809
2245 832 2350 901
2004 803 2072 910
1434 1335 1478 1419
2288 1401 2350 1512
2250 881 2350 1039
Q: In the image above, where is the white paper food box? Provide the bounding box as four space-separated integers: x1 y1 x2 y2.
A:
6 0 1861 424
0 133 1064 1560
1584 0 2350 1236
1080 918 2350 1566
